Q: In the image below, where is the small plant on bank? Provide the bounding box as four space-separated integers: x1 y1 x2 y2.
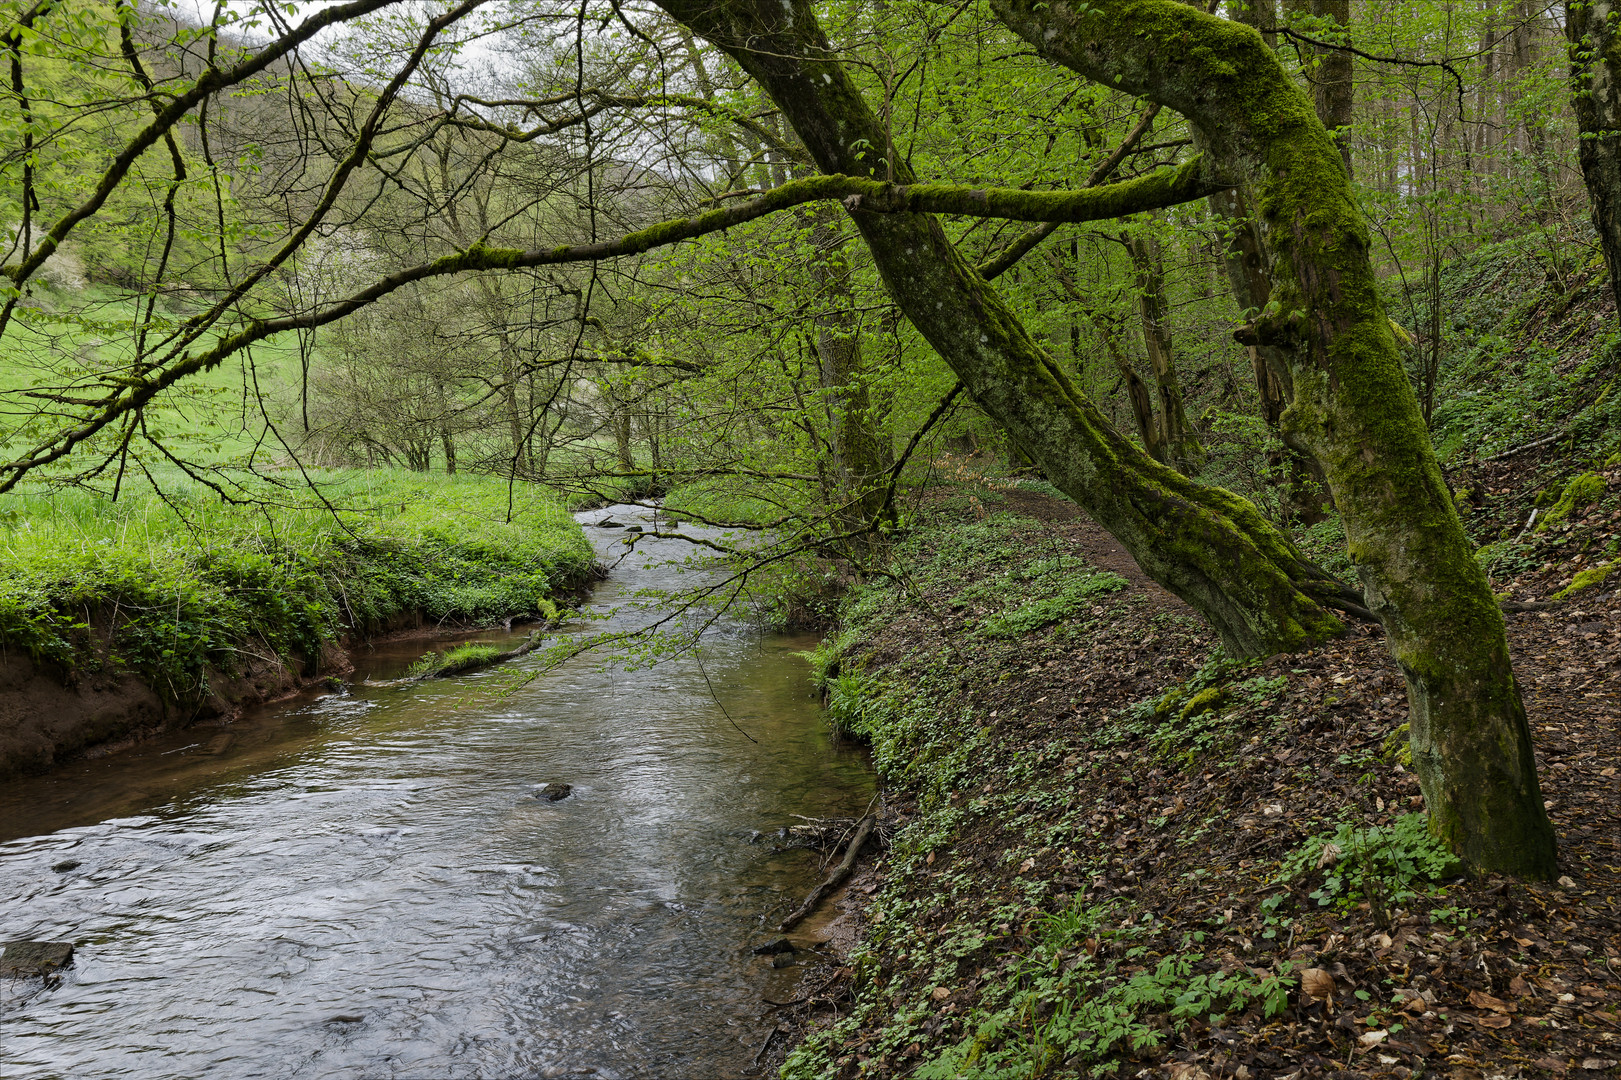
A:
1277 812 1463 917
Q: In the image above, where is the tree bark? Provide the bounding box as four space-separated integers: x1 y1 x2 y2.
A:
654 0 1354 662
1125 228 1204 475
1566 0 1621 318
987 0 1553 877
1208 186 1327 522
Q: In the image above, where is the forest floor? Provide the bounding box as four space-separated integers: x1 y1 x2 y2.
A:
766 482 1621 1080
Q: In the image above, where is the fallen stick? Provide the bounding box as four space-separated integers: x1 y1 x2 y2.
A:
780 813 876 932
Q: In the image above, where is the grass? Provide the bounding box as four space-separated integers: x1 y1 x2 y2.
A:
0 468 593 706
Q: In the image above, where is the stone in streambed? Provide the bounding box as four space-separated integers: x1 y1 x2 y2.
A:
752 938 795 956
1 941 74 977
535 783 572 802
595 519 624 529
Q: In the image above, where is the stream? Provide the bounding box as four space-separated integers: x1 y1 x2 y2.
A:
0 504 875 1079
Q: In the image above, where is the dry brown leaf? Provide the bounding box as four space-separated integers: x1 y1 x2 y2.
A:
1509 975 1531 998
1357 1029 1388 1048
1017 857 1035 873
930 986 951 1001
1475 1014 1512 1029
1167 1065 1210 1080
1301 967 1336 1003
1468 989 1509 1013
1316 842 1343 869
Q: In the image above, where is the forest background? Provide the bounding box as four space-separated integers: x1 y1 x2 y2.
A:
1 0 1619 870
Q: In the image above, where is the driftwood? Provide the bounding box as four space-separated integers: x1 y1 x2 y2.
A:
779 813 876 932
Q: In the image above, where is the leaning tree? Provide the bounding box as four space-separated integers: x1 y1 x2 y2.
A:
0 0 1555 876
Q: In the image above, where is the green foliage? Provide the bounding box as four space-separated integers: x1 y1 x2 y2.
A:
407 642 501 678
1278 813 1463 912
0 470 591 705
977 571 1128 639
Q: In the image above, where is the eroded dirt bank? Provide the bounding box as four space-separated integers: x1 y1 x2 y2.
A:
0 606 572 781
771 490 1620 1079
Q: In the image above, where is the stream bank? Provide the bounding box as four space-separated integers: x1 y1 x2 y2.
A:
0 471 596 778
0 501 876 1079
774 488 1620 1079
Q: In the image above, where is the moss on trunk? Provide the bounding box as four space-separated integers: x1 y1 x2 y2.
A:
988 0 1555 877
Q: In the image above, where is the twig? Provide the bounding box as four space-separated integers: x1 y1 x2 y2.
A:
780 814 876 932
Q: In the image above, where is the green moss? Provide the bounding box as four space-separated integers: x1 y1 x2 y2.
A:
1554 560 1618 600
1382 722 1413 767
1536 472 1608 531
1178 686 1228 721
408 643 500 678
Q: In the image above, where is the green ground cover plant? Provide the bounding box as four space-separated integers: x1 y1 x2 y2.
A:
0 469 592 705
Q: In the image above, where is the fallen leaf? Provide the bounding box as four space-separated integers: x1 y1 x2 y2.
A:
1301 968 1336 1003
1475 1014 1512 1028
1167 1065 1210 1080
930 986 951 1001
1602 767 1617 777
1262 803 1283 816
1509 975 1531 997
1082 937 1098 956
1357 1029 1388 1048
1316 842 1343 869
1017 857 1035 874
1558 875 1578 888
925 851 935 866
1374 932 1393 949
1580 1060 1619 1072
1468 989 1509 1013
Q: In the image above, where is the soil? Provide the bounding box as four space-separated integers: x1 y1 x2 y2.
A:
766 488 1621 1080
0 607 559 781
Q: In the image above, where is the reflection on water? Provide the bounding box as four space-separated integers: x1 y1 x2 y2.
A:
0 505 873 1079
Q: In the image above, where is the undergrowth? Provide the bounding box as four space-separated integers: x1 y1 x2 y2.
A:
0 469 592 705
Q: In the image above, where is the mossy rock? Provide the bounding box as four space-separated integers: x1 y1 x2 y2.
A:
1554 560 1619 600
1536 472 1608 532
1179 686 1228 721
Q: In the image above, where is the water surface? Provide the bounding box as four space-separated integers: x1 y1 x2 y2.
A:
0 505 872 1079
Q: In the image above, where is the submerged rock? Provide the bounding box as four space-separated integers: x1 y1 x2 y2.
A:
535 783 572 802
595 519 624 529
751 937 795 956
1 941 74 977
51 860 80 873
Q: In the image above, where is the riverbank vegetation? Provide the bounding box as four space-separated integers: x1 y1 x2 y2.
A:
772 488 1619 1079
4 0 1621 1071
0 469 591 771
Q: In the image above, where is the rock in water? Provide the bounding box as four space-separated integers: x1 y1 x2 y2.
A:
596 520 623 529
1 941 74 977
751 938 795 956
535 783 572 802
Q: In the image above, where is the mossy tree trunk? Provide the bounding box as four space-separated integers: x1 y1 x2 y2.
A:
1209 186 1327 523
1566 0 1621 319
1125 228 1204 476
808 211 892 536
653 0 1353 661
987 0 1554 877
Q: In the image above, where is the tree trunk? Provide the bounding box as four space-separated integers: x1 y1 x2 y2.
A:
656 0 1354 661
1208 186 1327 523
1566 0 1621 318
808 211 891 534
986 0 1554 877
1125 228 1203 475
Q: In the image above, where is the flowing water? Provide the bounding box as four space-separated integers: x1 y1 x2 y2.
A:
0 505 874 1079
